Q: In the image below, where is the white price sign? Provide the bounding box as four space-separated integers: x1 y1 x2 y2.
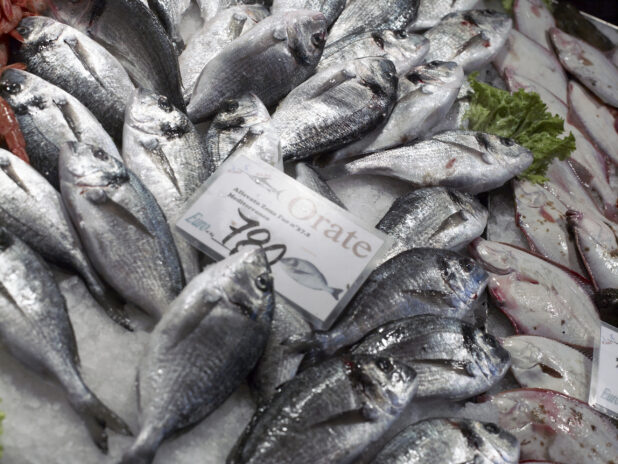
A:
589 322 618 420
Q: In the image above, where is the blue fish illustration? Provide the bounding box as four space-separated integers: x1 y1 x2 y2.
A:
279 257 342 300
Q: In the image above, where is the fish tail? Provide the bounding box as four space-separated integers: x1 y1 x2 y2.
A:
329 286 343 300
117 431 161 464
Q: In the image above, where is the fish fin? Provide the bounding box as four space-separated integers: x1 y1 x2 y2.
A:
227 11 248 37
53 99 83 141
116 431 160 464
283 331 331 353
86 188 155 238
400 289 455 308
307 68 357 100
428 211 469 240
0 157 31 194
63 36 108 91
140 141 182 195
310 408 375 429
568 158 594 188
329 286 343 300
411 359 477 378
454 31 491 59
167 299 219 350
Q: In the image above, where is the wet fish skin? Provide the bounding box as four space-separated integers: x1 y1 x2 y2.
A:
0 228 132 452
148 0 191 52
187 10 328 122
372 418 519 464
271 0 345 27
352 315 510 400
0 149 130 328
13 16 135 143
317 30 429 76
180 5 269 103
0 68 121 189
286 248 488 357
324 131 533 195
292 162 346 208
328 0 420 43
376 187 488 264
59 142 185 321
50 0 184 109
273 57 398 162
408 0 477 31
228 355 418 464
120 248 274 464
424 10 512 72
501 335 591 402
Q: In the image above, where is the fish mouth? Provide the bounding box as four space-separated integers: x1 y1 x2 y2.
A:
468 239 512 276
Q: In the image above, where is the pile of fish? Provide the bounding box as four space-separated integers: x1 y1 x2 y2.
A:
0 0 616 463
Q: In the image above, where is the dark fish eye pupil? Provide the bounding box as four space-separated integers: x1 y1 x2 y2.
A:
484 423 500 434
372 33 385 49
158 97 172 112
255 274 270 291
311 32 325 48
3 82 21 94
500 137 515 146
93 149 108 161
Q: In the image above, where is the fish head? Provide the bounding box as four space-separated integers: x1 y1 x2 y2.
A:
221 248 274 324
406 61 464 92
353 57 398 101
125 89 190 140
59 142 129 190
284 10 327 68
461 9 512 38
0 68 29 103
438 253 488 307
15 16 61 46
458 419 520 463
211 93 270 132
468 238 515 276
347 355 417 415
373 31 429 70
467 327 511 380
473 132 533 174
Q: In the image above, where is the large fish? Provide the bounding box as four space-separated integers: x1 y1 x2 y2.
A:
271 0 345 27
327 0 420 43
352 315 510 400
323 131 533 195
550 27 618 108
179 5 269 103
317 30 429 76
512 0 555 50
50 0 184 109
292 162 346 208
13 16 135 142
187 10 327 122
331 60 463 159
228 355 418 464
371 418 519 464
377 187 488 264
286 248 488 357
0 228 131 452
501 335 591 402
272 57 398 162
423 10 512 72
470 238 600 349
408 0 478 31
0 149 129 328
123 89 212 281
0 69 121 189
119 248 274 464
59 142 184 320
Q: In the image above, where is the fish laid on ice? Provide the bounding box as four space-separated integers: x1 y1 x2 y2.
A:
120 248 274 464
271 0 345 27
408 0 478 32
513 0 555 51
292 162 346 208
279 257 342 300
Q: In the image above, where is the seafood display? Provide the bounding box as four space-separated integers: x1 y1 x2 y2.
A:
0 0 616 463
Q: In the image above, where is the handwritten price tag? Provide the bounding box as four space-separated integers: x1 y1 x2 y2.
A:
589 322 618 420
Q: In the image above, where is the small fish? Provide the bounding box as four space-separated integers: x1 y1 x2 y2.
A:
228 355 418 464
280 257 342 300
271 0 345 27
408 0 478 31
513 0 556 50
187 10 327 122
481 389 618 463
371 418 519 464
0 228 132 452
119 248 274 464
470 238 600 349
352 315 511 400
423 10 512 72
501 335 591 401
292 162 346 208
239 170 285 197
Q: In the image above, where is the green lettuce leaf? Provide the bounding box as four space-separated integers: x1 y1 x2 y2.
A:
462 76 575 183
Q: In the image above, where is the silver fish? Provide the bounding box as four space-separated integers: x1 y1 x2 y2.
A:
180 5 269 103
272 57 398 162
14 16 135 142
550 27 618 108
187 10 327 122
0 149 130 328
408 0 478 31
317 30 429 76
0 228 131 452
0 69 121 189
250 299 311 403
292 162 346 208
123 89 212 282
331 60 463 160
280 257 343 300
352 315 510 400
324 131 533 195
50 0 184 109
148 0 192 52
271 0 345 27
327 0 420 43
376 187 488 263
228 355 418 464
59 142 184 321
372 418 519 464
286 248 488 357
119 248 274 464
424 10 512 72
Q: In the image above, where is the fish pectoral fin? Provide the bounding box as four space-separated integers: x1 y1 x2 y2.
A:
307 69 357 100
455 31 490 58
53 98 83 141
0 161 31 194
309 406 376 429
63 36 108 90
568 158 594 188
437 138 492 163
227 12 248 37
94 193 156 238
411 358 477 377
140 141 182 195
164 299 220 350
400 289 455 307
428 211 469 240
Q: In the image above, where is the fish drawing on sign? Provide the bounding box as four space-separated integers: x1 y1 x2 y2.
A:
229 166 285 198
279 257 342 300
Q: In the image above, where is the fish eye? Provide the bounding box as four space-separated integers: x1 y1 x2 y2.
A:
255 273 271 291
376 358 393 374
222 100 239 113
460 259 475 273
483 423 500 434
371 33 385 49
311 32 325 48
16 25 30 37
2 81 21 95
499 137 515 146
93 149 108 161
483 334 498 348
157 96 173 112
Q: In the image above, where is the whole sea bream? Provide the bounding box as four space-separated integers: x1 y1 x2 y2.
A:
351 315 511 400
187 10 327 122
13 16 135 142
0 228 131 452
120 248 274 464
271 0 345 27
59 142 184 321
228 355 418 464
0 69 121 189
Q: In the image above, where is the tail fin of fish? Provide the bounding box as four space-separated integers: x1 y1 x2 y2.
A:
329 286 343 300
117 430 161 464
